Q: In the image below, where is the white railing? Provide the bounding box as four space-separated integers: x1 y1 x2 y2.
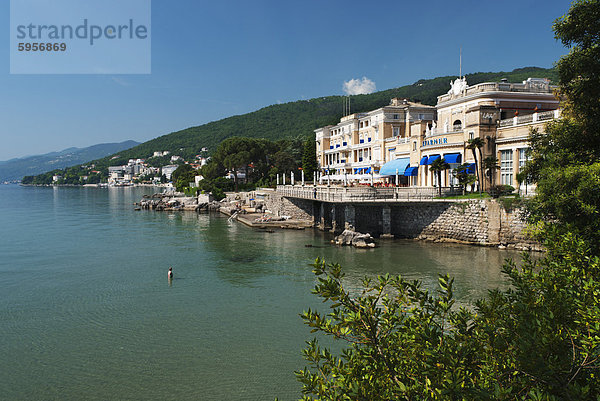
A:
498 109 560 129
276 185 463 202
426 127 462 137
438 81 554 103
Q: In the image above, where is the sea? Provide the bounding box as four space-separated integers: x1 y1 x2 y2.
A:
0 185 521 400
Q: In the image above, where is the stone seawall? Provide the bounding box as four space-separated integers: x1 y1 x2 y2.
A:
260 189 316 221
256 189 538 250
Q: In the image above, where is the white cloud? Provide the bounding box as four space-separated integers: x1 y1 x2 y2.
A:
343 77 376 95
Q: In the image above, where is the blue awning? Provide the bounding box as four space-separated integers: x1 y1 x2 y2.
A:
466 163 476 174
365 167 371 174
444 153 462 164
419 156 429 165
404 166 418 176
426 155 440 165
380 157 410 176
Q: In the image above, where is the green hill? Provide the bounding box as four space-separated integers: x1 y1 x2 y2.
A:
29 66 558 179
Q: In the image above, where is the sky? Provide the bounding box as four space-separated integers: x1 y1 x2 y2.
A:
0 0 570 161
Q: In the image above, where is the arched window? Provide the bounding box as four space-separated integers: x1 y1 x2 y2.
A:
453 120 462 131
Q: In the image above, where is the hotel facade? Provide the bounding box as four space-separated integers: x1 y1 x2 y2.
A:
315 77 560 190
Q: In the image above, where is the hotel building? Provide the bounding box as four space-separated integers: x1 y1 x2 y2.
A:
315 77 559 190
315 98 436 184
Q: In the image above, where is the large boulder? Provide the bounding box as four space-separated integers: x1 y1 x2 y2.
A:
334 230 376 248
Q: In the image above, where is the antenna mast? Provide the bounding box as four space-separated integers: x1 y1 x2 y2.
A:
459 47 462 79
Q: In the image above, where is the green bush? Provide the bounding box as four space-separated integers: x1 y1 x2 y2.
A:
488 184 514 198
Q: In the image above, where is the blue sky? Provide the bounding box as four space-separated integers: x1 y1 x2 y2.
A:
0 0 570 160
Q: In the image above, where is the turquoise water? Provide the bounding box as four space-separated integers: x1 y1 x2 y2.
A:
0 185 520 400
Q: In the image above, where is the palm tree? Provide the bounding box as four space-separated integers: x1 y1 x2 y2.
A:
453 163 477 195
429 157 450 197
483 156 499 189
466 137 485 194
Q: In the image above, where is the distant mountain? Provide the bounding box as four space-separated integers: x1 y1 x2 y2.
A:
0 140 139 181
27 66 558 181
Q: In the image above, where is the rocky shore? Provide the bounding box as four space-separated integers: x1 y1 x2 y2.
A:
135 192 220 212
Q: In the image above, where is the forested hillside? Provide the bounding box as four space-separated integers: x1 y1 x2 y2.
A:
105 67 556 163
27 66 557 179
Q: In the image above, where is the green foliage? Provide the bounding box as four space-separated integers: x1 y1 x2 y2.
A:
298 258 478 401
488 184 515 198
466 137 485 192
298 231 600 400
553 0 600 139
302 138 318 182
429 157 450 196
498 195 524 212
172 164 198 192
482 156 499 187
452 163 476 195
295 5 600 400
530 162 600 245
524 0 600 250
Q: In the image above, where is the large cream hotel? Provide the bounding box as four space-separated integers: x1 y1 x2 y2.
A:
316 77 559 190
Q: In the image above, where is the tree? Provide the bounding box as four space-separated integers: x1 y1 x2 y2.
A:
302 137 318 183
429 157 450 197
213 137 255 191
524 0 600 250
452 163 476 195
298 233 600 400
466 137 485 194
482 156 499 188
172 164 197 192
295 2 600 399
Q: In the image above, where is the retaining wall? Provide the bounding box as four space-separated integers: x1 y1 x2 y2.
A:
258 189 538 250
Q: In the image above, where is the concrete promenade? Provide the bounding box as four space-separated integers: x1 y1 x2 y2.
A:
275 184 464 203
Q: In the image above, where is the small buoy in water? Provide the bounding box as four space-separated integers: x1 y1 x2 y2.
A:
305 244 313 248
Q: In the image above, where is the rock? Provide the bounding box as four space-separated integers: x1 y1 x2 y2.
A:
334 229 376 248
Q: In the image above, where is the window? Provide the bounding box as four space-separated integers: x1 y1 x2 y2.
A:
453 120 462 131
500 150 513 186
518 148 529 168
469 131 474 140
393 114 399 120
519 148 529 184
413 142 417 151
393 127 400 137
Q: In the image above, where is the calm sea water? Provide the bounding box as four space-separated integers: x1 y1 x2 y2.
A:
0 185 521 400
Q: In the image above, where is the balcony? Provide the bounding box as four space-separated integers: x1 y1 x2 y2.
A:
438 79 555 103
498 109 560 128
426 127 463 137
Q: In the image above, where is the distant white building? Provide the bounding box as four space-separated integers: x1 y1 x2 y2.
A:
161 165 179 180
170 155 182 163
152 151 170 157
